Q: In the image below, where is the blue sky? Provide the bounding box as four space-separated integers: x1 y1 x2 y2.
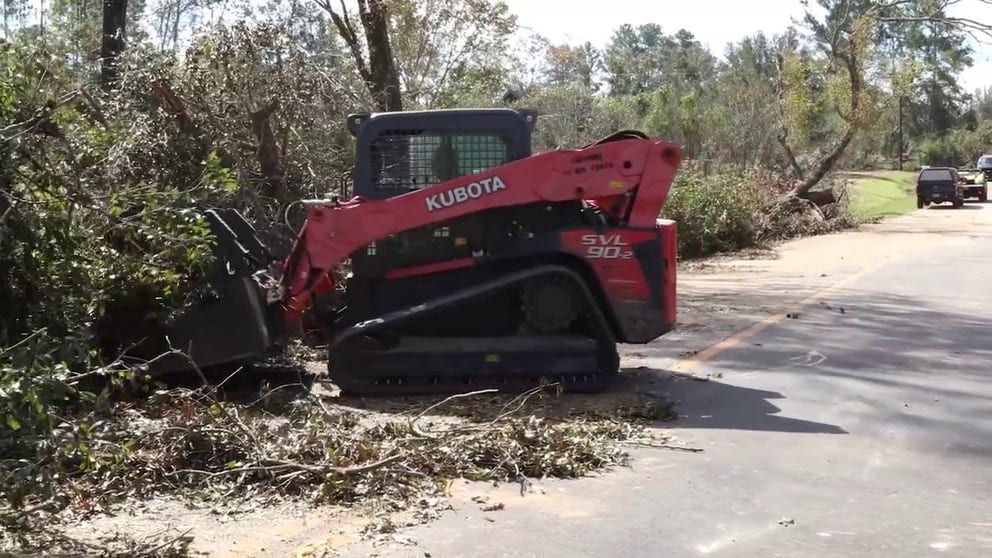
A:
502 0 992 93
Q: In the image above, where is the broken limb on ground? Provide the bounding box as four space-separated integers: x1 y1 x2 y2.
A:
0 365 681 557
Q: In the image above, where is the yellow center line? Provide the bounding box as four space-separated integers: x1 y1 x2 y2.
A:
670 255 898 374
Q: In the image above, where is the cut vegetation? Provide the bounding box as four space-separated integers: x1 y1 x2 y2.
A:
0 381 677 556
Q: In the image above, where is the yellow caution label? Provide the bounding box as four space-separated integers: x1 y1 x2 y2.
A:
485 354 500 362
454 237 467 246
610 179 626 189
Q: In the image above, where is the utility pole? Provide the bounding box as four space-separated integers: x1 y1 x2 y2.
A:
898 95 904 171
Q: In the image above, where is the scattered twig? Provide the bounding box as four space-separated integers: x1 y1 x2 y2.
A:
0 328 48 357
139 527 194 556
411 388 499 422
259 453 406 476
407 388 501 439
623 440 705 453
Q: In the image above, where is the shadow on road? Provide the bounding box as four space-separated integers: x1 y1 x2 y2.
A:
629 366 849 434
327 361 847 435
927 204 982 210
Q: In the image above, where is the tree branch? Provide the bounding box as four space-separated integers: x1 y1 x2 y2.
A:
774 49 805 180
315 0 373 83
249 99 285 199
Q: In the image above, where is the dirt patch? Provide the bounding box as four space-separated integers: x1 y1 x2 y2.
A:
56 499 355 558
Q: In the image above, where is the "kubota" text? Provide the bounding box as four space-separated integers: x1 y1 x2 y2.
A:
425 176 507 212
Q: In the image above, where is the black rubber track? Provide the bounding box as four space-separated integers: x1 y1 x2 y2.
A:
326 264 621 397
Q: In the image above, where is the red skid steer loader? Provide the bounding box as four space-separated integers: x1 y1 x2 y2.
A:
140 108 684 396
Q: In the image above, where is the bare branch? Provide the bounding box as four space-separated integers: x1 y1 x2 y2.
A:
314 0 373 83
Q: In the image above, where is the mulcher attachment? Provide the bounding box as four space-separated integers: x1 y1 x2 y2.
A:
144 208 283 377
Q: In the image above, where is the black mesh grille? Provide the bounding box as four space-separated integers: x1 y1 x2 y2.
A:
369 130 512 191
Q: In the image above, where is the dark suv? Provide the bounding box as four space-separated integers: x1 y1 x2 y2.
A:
916 167 965 209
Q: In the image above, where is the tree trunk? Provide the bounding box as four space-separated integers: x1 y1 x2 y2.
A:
359 0 402 111
785 37 864 200
805 188 837 206
774 50 804 181
777 132 804 180
319 0 403 112
100 0 127 90
152 79 198 135
791 127 857 198
250 100 286 199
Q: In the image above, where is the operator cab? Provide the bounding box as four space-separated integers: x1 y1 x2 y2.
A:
345 108 538 200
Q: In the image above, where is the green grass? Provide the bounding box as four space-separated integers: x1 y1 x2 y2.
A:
842 170 918 221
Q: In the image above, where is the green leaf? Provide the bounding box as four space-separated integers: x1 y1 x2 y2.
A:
6 414 22 431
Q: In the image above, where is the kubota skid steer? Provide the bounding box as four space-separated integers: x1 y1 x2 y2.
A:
150 108 684 396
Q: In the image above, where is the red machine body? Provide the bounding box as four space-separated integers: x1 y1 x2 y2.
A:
280 135 681 333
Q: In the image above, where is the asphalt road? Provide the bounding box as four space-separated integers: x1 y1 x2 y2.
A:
341 206 992 558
